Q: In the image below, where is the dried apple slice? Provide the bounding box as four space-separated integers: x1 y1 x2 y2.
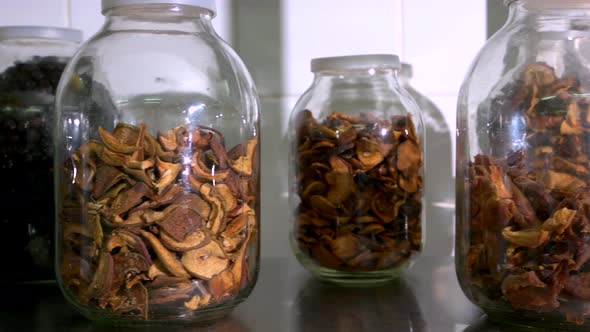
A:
140 230 190 278
148 259 169 279
181 241 229 280
174 193 212 221
357 137 384 169
148 276 196 305
108 181 149 216
99 127 138 155
107 230 152 265
158 128 178 152
502 227 550 248
209 270 235 301
228 138 257 176
328 234 363 261
200 184 226 235
396 140 422 177
209 135 228 169
92 164 127 199
87 251 114 305
113 283 149 320
126 208 166 225
160 229 210 252
155 157 181 192
158 206 202 242
215 184 237 212
191 150 229 181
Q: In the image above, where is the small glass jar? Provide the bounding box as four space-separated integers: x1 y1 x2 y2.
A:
55 0 260 323
0 26 82 283
400 62 454 255
288 54 424 284
457 0 590 328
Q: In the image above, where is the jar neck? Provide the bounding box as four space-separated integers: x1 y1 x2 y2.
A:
103 4 215 35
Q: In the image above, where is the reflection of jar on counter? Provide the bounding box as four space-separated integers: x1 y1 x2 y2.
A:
55 0 260 323
0 26 82 283
289 54 424 284
457 0 590 328
294 277 425 332
400 63 454 255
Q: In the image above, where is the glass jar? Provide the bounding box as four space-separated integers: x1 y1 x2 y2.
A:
0 26 82 283
457 0 590 328
55 0 260 323
400 62 454 256
289 54 424 284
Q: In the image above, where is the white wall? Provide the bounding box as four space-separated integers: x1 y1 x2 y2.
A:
0 0 488 258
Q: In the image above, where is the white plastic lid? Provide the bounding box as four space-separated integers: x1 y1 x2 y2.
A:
401 62 413 78
102 0 216 15
0 26 83 43
311 54 400 73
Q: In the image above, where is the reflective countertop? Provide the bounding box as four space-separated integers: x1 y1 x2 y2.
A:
0 255 528 332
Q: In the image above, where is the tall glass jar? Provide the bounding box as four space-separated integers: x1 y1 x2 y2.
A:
289 54 424 284
0 26 82 283
457 0 590 328
55 0 260 323
400 62 454 256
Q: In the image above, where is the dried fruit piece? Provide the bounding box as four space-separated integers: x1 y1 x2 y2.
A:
140 230 190 279
502 227 549 248
158 206 202 242
181 241 229 280
99 127 138 155
200 184 226 235
228 138 257 176
160 229 210 252
209 270 235 301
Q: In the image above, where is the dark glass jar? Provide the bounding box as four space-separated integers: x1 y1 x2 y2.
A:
0 26 82 283
55 0 260 323
457 0 590 328
289 54 425 284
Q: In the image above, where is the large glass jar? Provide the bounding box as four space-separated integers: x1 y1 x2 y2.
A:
400 62 454 256
457 0 590 328
289 54 424 284
55 0 260 323
0 26 82 283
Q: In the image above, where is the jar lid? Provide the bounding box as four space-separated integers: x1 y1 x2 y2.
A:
0 26 83 43
504 0 590 8
102 0 216 15
401 62 413 78
311 54 400 73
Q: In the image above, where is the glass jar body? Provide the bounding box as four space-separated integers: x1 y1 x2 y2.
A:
0 33 79 283
55 4 260 323
400 69 454 255
289 66 424 284
457 1 590 328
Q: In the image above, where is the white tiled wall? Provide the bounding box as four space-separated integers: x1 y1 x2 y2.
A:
0 0 488 258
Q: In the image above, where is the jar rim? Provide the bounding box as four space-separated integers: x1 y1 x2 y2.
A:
101 0 216 16
311 54 400 73
0 26 83 43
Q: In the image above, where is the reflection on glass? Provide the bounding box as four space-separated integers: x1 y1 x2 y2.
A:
464 316 533 332
293 277 426 332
